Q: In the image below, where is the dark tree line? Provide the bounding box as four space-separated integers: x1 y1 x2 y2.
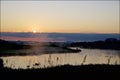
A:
69 38 120 50
0 39 32 51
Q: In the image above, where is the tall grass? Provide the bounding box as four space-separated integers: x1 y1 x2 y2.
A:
81 55 87 65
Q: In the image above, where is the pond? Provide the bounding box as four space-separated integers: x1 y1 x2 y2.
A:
1 48 120 69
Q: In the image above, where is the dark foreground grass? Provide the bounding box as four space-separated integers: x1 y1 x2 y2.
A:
0 65 120 80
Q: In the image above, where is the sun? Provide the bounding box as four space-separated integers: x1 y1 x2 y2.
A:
33 30 37 33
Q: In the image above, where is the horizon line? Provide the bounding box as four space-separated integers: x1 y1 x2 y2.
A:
0 32 120 34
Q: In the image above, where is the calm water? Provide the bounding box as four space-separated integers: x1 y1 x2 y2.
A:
1 48 120 69
1 32 120 42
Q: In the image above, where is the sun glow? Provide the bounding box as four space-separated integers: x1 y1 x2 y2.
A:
33 30 37 33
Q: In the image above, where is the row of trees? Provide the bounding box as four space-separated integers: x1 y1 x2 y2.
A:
69 38 120 50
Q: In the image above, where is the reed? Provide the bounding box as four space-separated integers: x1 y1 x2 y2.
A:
48 54 53 66
81 55 87 65
115 60 117 65
107 56 112 65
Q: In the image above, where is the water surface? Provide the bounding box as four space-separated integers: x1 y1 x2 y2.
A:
1 48 120 69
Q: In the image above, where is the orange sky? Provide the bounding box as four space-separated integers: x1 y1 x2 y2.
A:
1 1 119 33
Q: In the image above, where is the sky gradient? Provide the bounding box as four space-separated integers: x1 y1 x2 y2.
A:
1 1 119 33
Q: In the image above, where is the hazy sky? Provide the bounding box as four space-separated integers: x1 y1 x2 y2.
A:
1 1 119 33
